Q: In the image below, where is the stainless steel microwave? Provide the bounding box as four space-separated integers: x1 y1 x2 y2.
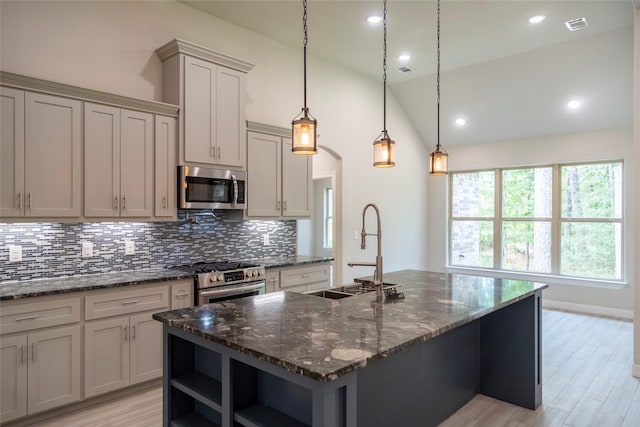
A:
178 166 246 210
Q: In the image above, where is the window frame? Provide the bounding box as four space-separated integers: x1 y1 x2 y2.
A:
323 187 333 249
447 161 625 286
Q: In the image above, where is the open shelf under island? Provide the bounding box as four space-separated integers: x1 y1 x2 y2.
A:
153 270 547 427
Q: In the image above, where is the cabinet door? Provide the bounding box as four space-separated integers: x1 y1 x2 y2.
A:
120 109 153 217
0 335 27 423
84 103 120 217
282 137 311 217
27 325 81 415
171 280 194 309
247 132 281 217
154 115 176 218
84 317 129 397
129 313 163 385
265 270 280 293
24 92 81 217
184 56 216 165
0 87 25 218
216 67 246 168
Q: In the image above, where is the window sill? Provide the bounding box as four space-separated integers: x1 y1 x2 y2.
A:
444 266 628 290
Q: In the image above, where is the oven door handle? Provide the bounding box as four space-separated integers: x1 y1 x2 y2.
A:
199 281 265 300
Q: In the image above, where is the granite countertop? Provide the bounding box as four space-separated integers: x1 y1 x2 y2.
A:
0 256 333 301
153 270 548 382
251 255 333 269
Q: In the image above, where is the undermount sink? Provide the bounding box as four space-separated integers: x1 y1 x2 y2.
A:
307 290 352 299
307 283 401 299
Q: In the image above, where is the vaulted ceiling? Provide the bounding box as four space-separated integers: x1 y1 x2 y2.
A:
183 0 635 147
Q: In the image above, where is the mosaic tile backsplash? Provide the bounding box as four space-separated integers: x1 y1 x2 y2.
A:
0 211 296 282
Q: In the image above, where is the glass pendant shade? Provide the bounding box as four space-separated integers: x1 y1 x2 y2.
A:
292 110 317 154
373 134 396 167
429 147 448 175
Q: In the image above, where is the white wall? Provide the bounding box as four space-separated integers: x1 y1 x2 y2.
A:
427 127 635 313
633 6 639 378
0 0 429 284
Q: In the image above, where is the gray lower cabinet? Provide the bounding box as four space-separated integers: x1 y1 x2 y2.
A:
0 325 81 423
84 312 163 398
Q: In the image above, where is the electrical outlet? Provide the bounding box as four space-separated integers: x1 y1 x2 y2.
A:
263 234 270 246
8 245 22 262
125 240 135 255
82 242 94 258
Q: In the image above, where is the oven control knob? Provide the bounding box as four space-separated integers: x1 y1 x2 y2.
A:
218 274 224 281
246 271 253 277
210 276 217 282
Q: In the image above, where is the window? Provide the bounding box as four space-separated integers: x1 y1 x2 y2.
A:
449 161 623 282
323 187 333 248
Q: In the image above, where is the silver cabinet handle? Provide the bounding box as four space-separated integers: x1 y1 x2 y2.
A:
18 192 22 209
114 196 119 209
283 201 287 211
302 274 310 278
232 174 238 206
16 315 39 321
124 326 128 341
27 192 32 209
31 343 36 362
122 300 139 305
20 346 24 364
175 290 189 296
162 196 167 210
132 325 136 339
277 200 281 210
122 196 126 210
217 146 221 159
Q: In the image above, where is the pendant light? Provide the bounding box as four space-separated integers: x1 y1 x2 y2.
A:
373 0 395 168
291 0 317 155
429 0 448 175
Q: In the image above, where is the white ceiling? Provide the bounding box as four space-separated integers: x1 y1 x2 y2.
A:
183 0 635 146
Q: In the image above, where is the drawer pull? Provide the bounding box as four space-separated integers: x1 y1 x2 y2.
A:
124 326 128 341
121 300 140 305
20 346 25 364
31 343 36 362
301 274 310 278
132 325 136 339
175 291 190 296
15 315 39 321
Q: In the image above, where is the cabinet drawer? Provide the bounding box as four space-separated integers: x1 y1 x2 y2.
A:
0 296 81 335
280 265 330 289
265 270 280 293
85 284 169 320
171 279 194 310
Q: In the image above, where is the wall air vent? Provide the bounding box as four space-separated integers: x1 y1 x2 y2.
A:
397 66 414 73
565 17 588 32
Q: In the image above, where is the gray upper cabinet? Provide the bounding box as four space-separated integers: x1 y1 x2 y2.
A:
246 124 311 219
1 72 180 222
0 89 81 219
84 103 153 218
157 39 253 169
0 87 24 218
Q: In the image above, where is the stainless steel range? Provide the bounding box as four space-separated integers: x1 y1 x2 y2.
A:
170 261 266 305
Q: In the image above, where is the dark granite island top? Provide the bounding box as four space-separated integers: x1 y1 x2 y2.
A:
154 270 547 427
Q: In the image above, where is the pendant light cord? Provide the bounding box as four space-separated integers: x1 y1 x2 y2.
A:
303 0 309 112
383 0 388 135
436 0 441 151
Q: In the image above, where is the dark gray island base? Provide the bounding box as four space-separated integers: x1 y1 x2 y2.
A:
153 270 547 427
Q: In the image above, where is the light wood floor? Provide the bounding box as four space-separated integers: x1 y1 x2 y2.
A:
28 309 639 427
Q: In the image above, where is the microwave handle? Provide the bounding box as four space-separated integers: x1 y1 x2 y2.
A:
232 175 238 206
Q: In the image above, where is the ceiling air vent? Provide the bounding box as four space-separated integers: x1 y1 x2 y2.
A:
565 17 588 32
397 66 414 73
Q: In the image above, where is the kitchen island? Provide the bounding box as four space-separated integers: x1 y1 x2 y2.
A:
153 270 547 427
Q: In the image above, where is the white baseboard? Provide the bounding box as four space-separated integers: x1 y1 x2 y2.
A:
542 298 634 320
633 364 640 379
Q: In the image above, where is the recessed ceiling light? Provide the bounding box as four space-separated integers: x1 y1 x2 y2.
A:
567 100 581 109
366 15 382 24
528 15 546 24
397 53 411 61
455 118 467 126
